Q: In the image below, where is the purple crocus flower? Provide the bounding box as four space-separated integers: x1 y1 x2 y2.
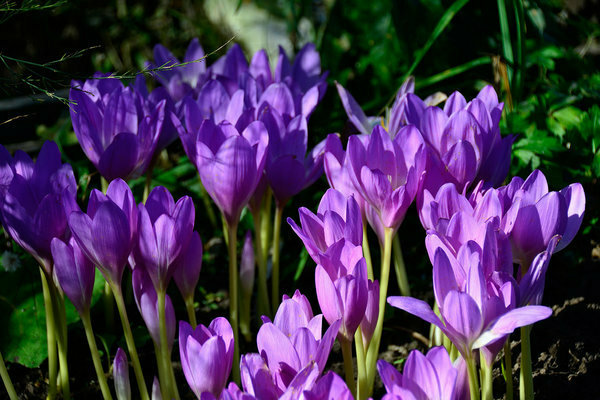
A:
136 186 195 293
346 124 425 242
69 74 166 182
172 231 203 303
51 237 95 315
303 371 353 400
132 268 176 349
315 257 368 342
256 290 341 392
148 38 208 102
178 118 268 226
288 188 362 267
114 348 131 400
179 318 234 399
377 347 460 400
68 179 135 286
360 279 379 349
389 246 552 361
0 141 77 273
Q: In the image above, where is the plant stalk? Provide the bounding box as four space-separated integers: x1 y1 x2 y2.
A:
340 338 356 398
252 209 271 318
392 235 410 296
111 282 149 400
519 325 533 400
40 268 58 400
271 204 284 314
466 355 481 400
504 339 514 400
81 311 113 400
0 351 18 400
157 290 179 400
184 296 197 328
227 222 241 384
362 221 373 280
52 289 70 400
355 329 367 400
480 353 493 400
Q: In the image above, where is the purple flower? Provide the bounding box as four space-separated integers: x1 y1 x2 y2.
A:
315 257 368 342
136 186 195 292
51 237 95 315
256 290 340 392
172 231 203 302
288 188 363 267
346 125 425 241
148 38 208 102
179 118 268 226
69 74 166 181
179 318 234 399
377 347 459 400
389 246 552 361
113 348 131 400
132 268 176 349
360 279 379 349
0 141 78 273
240 230 255 300
302 371 353 400
69 179 135 286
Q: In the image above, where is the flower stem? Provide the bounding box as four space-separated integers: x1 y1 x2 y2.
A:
0 351 18 400
260 190 272 270
392 235 410 296
354 329 367 400
271 204 284 315
227 222 241 384
157 290 179 400
111 282 149 400
52 290 70 400
81 311 113 400
197 177 218 229
364 227 394 396
466 355 481 400
480 353 493 400
504 339 514 400
40 269 58 400
184 296 197 329
340 338 356 398
362 221 373 280
519 325 533 400
252 209 270 319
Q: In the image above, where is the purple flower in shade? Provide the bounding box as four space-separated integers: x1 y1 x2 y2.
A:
346 124 425 242
152 376 162 400
148 38 208 102
172 231 203 303
335 77 416 137
256 290 341 392
69 74 166 182
0 141 78 273
496 170 585 269
388 246 552 362
51 237 95 315
113 348 131 400
377 347 460 400
68 179 136 286
178 118 268 226
360 279 379 349
260 106 326 206
136 186 195 293
240 230 255 301
179 318 234 399
288 188 363 268
315 257 368 342
302 371 353 400
132 268 176 349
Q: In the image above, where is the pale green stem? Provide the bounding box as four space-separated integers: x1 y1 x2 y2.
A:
519 325 533 400
392 235 410 296
111 282 149 400
184 296 197 328
142 167 153 203
466 355 481 400
0 352 18 400
362 221 373 280
355 329 367 400
240 289 252 342
40 269 58 400
340 338 356 398
252 209 271 318
153 342 168 400
261 190 273 267
450 343 459 362
480 353 493 400
430 302 444 347
364 227 394 396
271 205 284 315
81 311 113 400
101 177 109 193
100 180 116 333
504 339 514 400
52 290 70 400
227 222 241 384
157 290 179 400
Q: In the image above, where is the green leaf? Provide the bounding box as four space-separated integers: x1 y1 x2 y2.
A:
592 150 600 177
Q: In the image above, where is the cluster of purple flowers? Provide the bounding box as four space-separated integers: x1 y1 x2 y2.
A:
0 38 587 400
